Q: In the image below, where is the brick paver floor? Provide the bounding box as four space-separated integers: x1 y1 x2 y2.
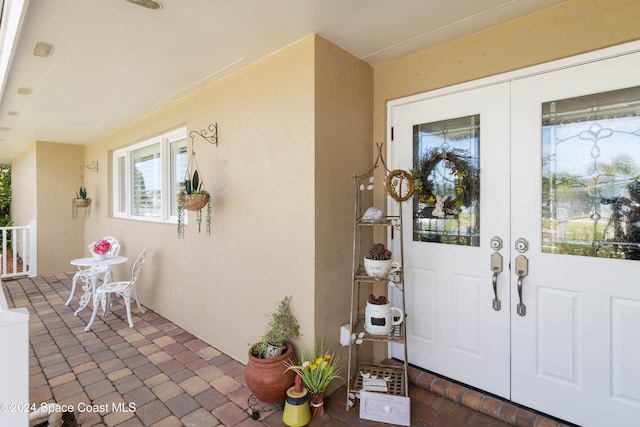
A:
2 273 573 426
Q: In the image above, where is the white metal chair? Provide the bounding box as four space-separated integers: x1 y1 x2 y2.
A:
66 236 120 306
85 247 148 331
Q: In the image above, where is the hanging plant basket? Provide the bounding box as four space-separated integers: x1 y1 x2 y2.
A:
181 192 209 211
72 187 92 219
176 138 213 238
74 198 92 208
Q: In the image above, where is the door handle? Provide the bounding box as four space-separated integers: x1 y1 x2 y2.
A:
515 255 529 316
490 252 503 311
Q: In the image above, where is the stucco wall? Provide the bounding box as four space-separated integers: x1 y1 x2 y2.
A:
12 141 85 275
81 37 319 362
313 37 373 362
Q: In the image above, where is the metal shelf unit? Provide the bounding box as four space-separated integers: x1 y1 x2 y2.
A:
346 151 409 411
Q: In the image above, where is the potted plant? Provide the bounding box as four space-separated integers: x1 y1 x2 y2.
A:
363 243 399 277
177 169 211 238
285 343 343 417
72 186 92 219
245 295 301 404
88 239 111 260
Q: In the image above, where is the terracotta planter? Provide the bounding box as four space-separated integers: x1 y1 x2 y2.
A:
245 342 297 404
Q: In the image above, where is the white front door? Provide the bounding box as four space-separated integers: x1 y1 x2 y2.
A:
388 45 640 427
389 83 512 399
510 51 640 427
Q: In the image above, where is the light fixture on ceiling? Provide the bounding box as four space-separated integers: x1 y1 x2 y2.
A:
7 111 19 116
17 87 32 95
125 0 162 10
0 127 11 131
32 41 55 57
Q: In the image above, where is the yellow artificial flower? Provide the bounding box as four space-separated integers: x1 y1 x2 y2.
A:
316 357 324 365
311 364 318 371
325 354 332 360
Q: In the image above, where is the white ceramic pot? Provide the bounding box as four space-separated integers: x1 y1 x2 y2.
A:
92 253 105 261
364 302 404 335
264 344 285 359
363 258 400 277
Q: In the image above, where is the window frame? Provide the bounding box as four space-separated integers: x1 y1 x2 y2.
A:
113 126 187 224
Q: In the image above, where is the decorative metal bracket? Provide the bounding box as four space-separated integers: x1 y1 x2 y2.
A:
189 123 218 146
81 161 99 173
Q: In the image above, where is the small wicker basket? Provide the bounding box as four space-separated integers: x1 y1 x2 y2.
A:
181 193 209 211
74 198 92 208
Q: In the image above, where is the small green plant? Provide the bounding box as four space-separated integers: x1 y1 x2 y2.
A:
250 295 301 358
76 186 88 199
184 170 202 194
285 343 344 394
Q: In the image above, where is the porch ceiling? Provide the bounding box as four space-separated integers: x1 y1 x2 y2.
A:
0 0 566 164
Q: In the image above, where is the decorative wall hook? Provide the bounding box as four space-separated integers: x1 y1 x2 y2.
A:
81 161 99 173
189 123 218 146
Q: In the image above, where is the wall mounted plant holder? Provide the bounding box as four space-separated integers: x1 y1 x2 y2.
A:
189 122 218 146
177 124 216 238
82 161 99 173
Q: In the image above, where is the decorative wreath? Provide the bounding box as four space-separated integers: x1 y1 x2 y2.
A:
385 169 415 202
411 148 479 215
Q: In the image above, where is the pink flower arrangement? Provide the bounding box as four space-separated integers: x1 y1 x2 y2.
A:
89 239 111 255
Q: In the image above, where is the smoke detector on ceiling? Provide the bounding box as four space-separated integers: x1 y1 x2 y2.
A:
125 0 162 10
32 41 55 57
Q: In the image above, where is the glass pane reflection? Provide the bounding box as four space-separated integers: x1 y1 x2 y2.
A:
413 115 480 246
542 86 640 259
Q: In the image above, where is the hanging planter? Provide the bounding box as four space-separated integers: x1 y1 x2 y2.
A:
72 186 92 219
177 144 211 238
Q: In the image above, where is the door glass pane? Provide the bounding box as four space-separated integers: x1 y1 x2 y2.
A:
413 115 480 246
542 86 640 259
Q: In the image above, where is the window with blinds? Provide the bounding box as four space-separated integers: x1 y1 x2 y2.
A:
113 127 187 223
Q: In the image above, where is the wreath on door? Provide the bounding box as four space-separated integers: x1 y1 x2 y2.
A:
412 148 479 215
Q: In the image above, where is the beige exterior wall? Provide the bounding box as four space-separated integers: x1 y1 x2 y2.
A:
313 37 373 362
12 141 85 275
70 35 372 364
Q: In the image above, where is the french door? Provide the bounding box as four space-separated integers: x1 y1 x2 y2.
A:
388 45 640 427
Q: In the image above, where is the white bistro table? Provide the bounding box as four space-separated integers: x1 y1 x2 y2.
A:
70 256 128 316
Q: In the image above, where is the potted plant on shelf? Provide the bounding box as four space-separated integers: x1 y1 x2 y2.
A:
72 186 92 219
177 169 211 238
363 243 399 277
245 295 301 404
285 343 344 417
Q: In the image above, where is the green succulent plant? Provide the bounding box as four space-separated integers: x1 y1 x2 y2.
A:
250 296 300 358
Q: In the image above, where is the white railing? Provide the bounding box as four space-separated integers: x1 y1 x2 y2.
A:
0 220 37 279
